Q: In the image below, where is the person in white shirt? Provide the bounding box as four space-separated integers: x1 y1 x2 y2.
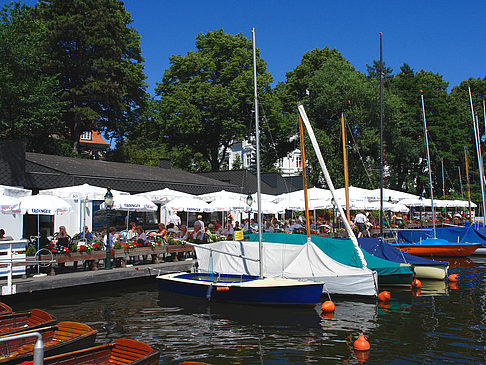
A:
222 221 234 237
168 211 181 227
354 210 368 238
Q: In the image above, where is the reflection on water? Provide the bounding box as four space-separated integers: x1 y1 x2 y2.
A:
5 256 486 364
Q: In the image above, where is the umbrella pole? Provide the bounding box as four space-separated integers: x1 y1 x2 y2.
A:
37 215 40 274
126 210 130 234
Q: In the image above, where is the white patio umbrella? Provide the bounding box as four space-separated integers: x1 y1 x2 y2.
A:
388 204 410 213
39 183 128 201
136 188 195 204
250 200 284 215
164 197 212 213
399 198 433 207
276 187 332 203
366 188 419 202
0 195 21 214
198 190 246 203
19 195 73 252
164 197 212 228
208 198 247 212
39 184 129 234
100 195 158 233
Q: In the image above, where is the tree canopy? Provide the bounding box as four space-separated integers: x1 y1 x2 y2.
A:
0 2 485 201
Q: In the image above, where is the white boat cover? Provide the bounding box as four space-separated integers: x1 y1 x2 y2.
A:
195 240 378 297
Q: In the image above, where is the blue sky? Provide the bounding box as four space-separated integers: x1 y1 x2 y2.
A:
5 0 486 94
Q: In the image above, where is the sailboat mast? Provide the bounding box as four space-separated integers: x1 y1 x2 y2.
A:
251 28 263 279
379 32 384 237
458 165 463 198
464 147 472 223
298 103 368 269
298 114 311 241
341 113 350 222
441 158 445 197
420 91 436 238
469 86 486 225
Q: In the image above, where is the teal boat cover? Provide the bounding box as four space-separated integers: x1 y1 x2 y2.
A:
248 233 413 278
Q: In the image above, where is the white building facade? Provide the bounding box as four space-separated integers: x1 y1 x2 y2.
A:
225 140 302 177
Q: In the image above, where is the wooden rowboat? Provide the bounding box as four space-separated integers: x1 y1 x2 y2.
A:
41 338 160 365
0 304 12 316
393 239 480 257
0 309 56 337
0 321 97 364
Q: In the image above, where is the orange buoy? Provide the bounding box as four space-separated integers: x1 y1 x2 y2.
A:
448 281 458 290
320 311 335 319
377 291 391 302
353 333 370 351
378 301 390 311
321 300 335 313
216 286 229 292
448 273 458 282
355 350 370 364
412 279 421 288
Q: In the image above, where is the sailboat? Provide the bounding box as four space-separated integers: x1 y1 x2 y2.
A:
157 28 324 305
392 91 480 257
195 105 380 297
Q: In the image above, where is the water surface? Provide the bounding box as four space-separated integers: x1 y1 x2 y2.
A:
10 256 486 364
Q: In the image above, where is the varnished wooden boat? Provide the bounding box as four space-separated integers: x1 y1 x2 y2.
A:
0 321 97 364
41 338 160 365
0 304 12 316
393 239 480 257
0 309 56 337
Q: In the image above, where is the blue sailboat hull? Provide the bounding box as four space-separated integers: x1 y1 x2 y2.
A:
157 273 324 306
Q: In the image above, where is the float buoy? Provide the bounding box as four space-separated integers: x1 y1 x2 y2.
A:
448 281 458 290
355 349 370 364
216 286 229 292
353 333 370 351
448 273 458 282
320 311 335 319
321 300 335 313
412 279 421 288
377 291 390 302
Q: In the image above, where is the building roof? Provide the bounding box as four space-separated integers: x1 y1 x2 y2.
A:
78 130 109 146
24 152 239 195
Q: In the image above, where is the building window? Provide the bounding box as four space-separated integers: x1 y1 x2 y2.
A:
296 156 302 168
80 131 92 141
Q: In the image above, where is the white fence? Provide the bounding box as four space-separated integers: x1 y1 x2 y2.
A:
0 239 28 295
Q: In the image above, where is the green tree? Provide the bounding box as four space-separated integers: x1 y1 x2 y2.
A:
37 0 147 153
0 2 66 153
154 30 276 172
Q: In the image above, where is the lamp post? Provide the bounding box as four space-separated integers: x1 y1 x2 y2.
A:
419 194 423 228
331 198 335 233
104 187 114 270
246 193 253 233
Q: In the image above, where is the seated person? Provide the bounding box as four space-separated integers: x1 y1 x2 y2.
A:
177 225 188 240
135 225 147 243
0 229 13 241
263 220 274 232
221 221 234 237
191 221 205 241
104 227 116 248
166 222 179 236
38 230 51 249
150 223 167 238
55 226 71 247
77 225 93 240
212 219 221 232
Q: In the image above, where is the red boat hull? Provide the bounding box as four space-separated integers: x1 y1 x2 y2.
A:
396 244 480 257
